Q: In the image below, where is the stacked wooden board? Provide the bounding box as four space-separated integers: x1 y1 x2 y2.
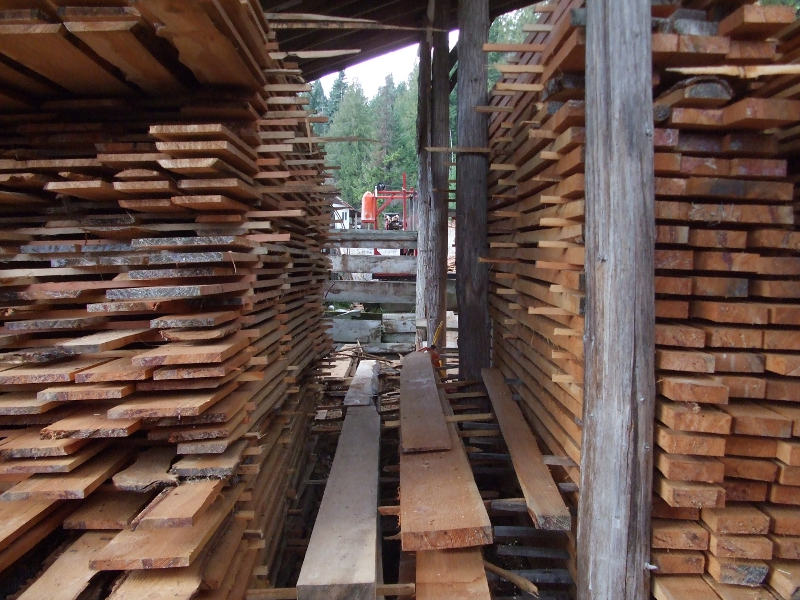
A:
486 1 800 598
0 2 331 598
399 351 493 598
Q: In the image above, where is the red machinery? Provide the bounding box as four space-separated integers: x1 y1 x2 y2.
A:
360 172 414 231
359 173 416 279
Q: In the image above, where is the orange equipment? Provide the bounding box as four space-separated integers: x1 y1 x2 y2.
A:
359 173 414 230
361 191 377 227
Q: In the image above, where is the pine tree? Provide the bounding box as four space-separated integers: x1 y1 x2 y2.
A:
327 71 348 120
486 7 536 89
307 80 328 134
326 84 379 207
394 71 421 191
370 74 403 203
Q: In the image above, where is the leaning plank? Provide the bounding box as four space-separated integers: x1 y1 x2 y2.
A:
17 532 114 600
400 352 450 453
483 368 570 530
415 548 491 600
400 388 492 550
1 448 129 501
297 405 380 600
89 486 240 570
343 360 379 406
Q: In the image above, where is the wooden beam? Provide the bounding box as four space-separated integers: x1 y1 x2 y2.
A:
577 1 655 599
326 228 418 248
329 254 416 274
400 352 451 453
456 0 491 381
343 360 379 407
296 404 380 599
268 49 361 59
325 280 457 309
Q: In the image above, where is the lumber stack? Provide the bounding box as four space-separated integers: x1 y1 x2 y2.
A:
0 2 330 599
486 1 800 598
485 0 585 500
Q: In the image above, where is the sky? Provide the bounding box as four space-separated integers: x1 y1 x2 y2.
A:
318 32 459 98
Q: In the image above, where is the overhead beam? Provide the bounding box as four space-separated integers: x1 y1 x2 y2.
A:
455 0 490 380
268 0 532 81
576 2 655 600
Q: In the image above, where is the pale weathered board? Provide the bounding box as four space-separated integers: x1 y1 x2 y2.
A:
343 360 379 407
400 352 450 453
297 405 380 600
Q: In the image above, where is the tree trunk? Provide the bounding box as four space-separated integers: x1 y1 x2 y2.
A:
577 1 655 599
455 0 490 380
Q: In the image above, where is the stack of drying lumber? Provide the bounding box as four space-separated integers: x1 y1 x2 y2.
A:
0 2 330 598
486 1 800 598
485 0 585 495
650 5 800 599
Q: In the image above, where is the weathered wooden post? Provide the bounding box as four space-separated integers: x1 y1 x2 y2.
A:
415 21 433 347
456 0 490 379
416 0 450 348
577 1 655 599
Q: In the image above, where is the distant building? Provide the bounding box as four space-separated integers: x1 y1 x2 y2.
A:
331 197 359 230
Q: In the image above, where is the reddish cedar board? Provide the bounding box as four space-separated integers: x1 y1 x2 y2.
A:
483 368 570 530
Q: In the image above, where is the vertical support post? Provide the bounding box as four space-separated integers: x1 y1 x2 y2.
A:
415 19 433 348
455 0 490 380
427 0 450 344
577 2 655 600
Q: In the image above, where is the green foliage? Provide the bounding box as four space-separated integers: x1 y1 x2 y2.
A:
315 71 420 209
325 83 378 206
327 72 348 119
760 0 800 10
487 6 536 89
307 80 327 134
312 7 533 209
